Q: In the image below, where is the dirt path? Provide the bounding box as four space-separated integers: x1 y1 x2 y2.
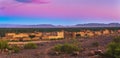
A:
8 41 50 45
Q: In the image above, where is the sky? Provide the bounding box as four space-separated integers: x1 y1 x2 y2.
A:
0 0 120 25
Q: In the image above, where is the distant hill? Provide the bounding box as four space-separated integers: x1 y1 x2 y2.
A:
75 23 120 27
0 24 56 28
0 23 120 28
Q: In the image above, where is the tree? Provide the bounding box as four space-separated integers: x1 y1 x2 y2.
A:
0 32 5 37
29 35 35 39
76 34 81 37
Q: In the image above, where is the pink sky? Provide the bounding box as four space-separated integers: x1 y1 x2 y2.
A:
0 0 120 24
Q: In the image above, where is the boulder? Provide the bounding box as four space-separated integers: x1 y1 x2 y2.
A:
49 51 60 56
55 51 60 55
94 50 103 55
88 50 95 56
88 50 103 56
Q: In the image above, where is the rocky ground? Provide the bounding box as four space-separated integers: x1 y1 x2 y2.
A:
0 35 114 58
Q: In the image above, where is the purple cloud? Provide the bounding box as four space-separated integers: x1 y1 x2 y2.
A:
0 0 49 10
15 0 33 3
15 0 49 3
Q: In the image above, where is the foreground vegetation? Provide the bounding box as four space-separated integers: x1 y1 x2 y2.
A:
0 40 38 54
0 40 20 53
53 43 80 54
0 40 9 51
104 36 120 58
52 39 81 55
24 43 38 49
0 34 120 58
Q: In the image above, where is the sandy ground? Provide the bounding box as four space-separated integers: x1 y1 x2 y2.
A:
0 35 114 58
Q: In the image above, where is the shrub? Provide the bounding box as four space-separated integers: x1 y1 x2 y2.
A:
105 42 120 58
113 36 120 43
53 43 80 54
104 37 120 58
24 43 38 49
7 46 13 50
0 40 21 53
91 42 99 47
70 39 81 47
54 44 62 52
12 45 20 53
0 40 9 51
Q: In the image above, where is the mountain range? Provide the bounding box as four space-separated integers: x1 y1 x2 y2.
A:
0 23 120 28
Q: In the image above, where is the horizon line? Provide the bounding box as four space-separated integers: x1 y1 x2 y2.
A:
0 22 120 26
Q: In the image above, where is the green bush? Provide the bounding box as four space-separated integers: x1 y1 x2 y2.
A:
24 43 38 49
105 36 120 58
12 45 20 53
0 40 21 53
54 44 62 52
0 40 9 50
70 39 81 47
113 36 120 43
53 43 80 54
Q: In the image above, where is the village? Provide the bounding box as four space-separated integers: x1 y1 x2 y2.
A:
1 29 120 41
0 28 120 58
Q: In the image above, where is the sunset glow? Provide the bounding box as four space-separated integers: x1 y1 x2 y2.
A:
0 0 120 25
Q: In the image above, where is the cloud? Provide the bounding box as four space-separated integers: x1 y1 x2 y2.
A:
15 0 49 3
0 0 18 8
15 0 33 3
0 0 49 10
